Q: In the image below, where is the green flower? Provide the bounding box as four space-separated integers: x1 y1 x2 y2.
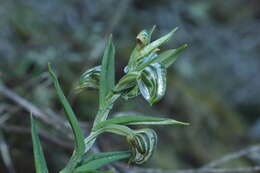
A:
78 27 187 105
77 65 101 91
121 27 186 105
127 128 157 164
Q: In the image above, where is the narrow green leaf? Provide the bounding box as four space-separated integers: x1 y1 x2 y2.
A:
161 44 188 68
80 151 131 165
75 151 131 173
137 27 178 61
93 115 189 131
48 63 85 155
30 115 49 173
114 72 138 93
127 46 139 72
136 44 188 71
148 25 156 43
99 35 115 108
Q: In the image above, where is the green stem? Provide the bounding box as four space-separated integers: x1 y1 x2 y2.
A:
84 92 121 153
93 93 121 127
84 72 133 153
59 153 81 173
85 124 134 148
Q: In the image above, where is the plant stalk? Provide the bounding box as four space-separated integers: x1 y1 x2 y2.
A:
84 92 121 153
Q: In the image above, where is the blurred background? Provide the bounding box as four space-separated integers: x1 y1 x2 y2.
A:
0 0 260 172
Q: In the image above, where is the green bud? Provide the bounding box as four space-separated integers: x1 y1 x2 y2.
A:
127 128 157 164
137 63 166 105
77 66 101 91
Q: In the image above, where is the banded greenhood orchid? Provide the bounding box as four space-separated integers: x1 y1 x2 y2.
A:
121 26 187 105
127 128 157 164
77 66 101 91
31 26 188 173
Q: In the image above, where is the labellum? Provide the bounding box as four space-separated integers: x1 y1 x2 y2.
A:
127 128 158 164
137 63 166 105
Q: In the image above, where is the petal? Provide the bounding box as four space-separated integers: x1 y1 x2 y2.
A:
137 63 166 105
78 66 101 90
128 128 158 164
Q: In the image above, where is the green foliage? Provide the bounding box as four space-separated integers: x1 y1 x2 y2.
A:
137 63 167 105
93 115 189 131
160 44 188 68
30 26 187 173
137 27 178 61
127 128 157 164
48 64 85 154
30 115 49 173
136 44 188 71
75 151 131 172
48 64 85 173
99 35 115 109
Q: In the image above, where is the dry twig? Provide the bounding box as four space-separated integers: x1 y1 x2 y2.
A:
203 144 260 168
0 124 73 150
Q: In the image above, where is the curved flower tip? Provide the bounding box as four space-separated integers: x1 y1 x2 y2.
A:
77 66 101 91
136 25 157 48
127 128 158 164
137 63 167 105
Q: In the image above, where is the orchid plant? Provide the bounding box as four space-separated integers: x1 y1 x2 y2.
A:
30 26 188 173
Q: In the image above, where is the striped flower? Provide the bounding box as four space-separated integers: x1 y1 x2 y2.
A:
127 128 158 164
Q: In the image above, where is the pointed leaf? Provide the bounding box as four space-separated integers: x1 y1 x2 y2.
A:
136 27 178 62
127 47 139 72
161 44 188 68
148 25 156 43
75 151 131 173
99 35 115 108
93 115 189 131
114 72 138 93
31 115 49 173
136 44 188 71
48 64 85 155
80 151 132 165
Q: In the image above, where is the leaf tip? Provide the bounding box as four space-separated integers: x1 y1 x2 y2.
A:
168 27 178 37
108 34 113 41
150 25 156 35
172 27 178 33
47 62 54 75
30 112 34 125
181 122 190 126
47 62 51 70
183 44 188 48
175 121 190 126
